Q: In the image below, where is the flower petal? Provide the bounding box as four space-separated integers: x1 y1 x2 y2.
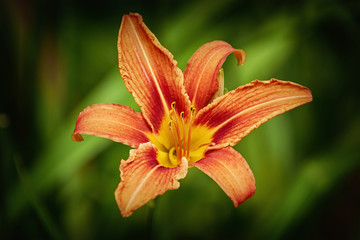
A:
195 79 313 148
195 147 255 206
71 103 150 148
115 142 188 217
118 13 191 132
184 40 246 110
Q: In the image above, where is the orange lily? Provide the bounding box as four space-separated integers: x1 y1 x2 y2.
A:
71 13 312 217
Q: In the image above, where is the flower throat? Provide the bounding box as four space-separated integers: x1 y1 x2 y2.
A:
167 102 196 166
164 102 215 168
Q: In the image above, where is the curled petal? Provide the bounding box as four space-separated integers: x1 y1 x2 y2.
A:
71 103 150 148
195 79 313 148
195 147 255 206
118 13 191 132
115 142 188 217
184 40 246 110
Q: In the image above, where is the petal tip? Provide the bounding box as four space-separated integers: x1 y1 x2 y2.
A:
233 186 256 207
71 133 84 142
114 185 134 218
123 12 142 22
234 49 246 66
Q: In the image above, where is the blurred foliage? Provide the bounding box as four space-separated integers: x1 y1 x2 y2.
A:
1 0 360 239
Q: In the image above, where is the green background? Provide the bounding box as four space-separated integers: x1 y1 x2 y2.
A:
1 0 360 239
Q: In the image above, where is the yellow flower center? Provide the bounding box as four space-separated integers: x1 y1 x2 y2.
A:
148 102 213 168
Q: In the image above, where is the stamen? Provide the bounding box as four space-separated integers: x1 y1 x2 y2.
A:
168 102 201 163
190 106 196 115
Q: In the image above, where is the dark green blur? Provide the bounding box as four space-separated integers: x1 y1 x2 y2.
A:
1 0 360 239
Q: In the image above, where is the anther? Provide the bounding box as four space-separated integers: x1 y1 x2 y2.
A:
190 106 196 116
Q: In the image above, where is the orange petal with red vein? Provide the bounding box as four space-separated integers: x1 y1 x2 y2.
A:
118 13 191 132
71 103 150 148
195 79 313 148
195 147 255 206
184 40 246 110
115 142 188 217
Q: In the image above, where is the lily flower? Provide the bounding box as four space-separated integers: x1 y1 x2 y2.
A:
71 13 312 217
